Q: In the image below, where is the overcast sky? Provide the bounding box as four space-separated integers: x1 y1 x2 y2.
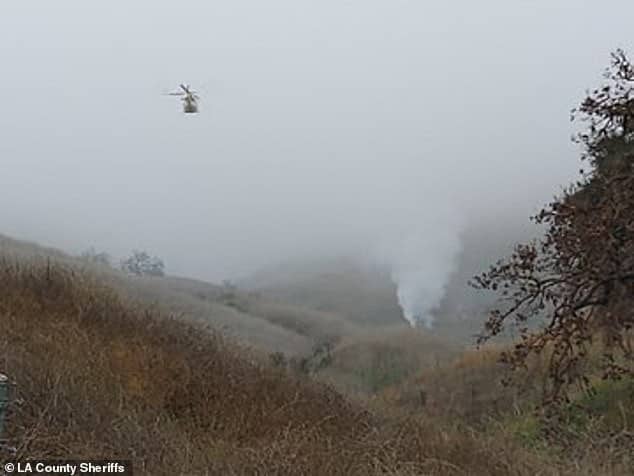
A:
1 1 633 288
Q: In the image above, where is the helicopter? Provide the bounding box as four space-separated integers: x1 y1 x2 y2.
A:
166 84 200 113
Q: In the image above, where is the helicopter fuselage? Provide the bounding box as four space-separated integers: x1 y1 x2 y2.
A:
182 95 198 113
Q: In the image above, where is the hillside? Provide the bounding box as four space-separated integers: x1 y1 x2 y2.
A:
3 245 633 474
1 213 538 354
0 251 577 476
0 235 364 355
242 256 408 327
431 216 541 342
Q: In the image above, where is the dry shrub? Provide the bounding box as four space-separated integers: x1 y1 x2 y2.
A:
0 261 364 471
402 345 551 423
320 328 456 396
0 258 626 475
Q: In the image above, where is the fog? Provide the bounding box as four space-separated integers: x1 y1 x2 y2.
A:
1 1 633 324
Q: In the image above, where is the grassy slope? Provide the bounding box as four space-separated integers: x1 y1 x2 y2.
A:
112 275 314 355
318 328 457 396
378 344 634 473
0 235 351 355
1 235 631 474
1 235 421 357
0 257 569 476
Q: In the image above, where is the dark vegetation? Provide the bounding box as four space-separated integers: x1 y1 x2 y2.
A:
473 50 634 404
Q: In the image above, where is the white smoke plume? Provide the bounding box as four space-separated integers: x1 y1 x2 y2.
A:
375 208 464 328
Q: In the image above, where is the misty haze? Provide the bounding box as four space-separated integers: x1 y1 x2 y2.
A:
1 1 633 474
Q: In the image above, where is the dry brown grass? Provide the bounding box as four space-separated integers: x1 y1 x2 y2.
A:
0 257 627 475
380 344 557 425
318 328 457 396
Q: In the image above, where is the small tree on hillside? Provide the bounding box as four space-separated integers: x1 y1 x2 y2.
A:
121 250 166 277
471 50 634 404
